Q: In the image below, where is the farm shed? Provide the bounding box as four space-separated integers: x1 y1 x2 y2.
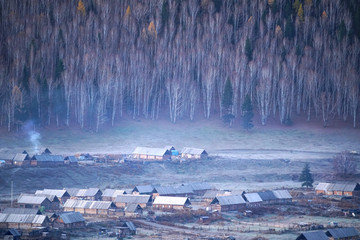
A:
202 190 229 202
3 229 21 240
210 195 246 212
132 185 155 195
2 208 41 215
53 212 85 229
0 213 49 230
63 199 117 216
326 227 360 239
152 196 191 210
31 155 64 166
64 156 78 165
272 190 292 203
153 185 194 197
13 153 30 166
296 230 329 240
35 189 70 204
117 221 136 236
183 182 212 195
315 182 360 196
242 193 263 207
132 147 171 161
74 188 102 200
181 147 208 159
114 195 152 209
102 189 126 201
124 204 143 218
257 191 278 204
17 194 55 210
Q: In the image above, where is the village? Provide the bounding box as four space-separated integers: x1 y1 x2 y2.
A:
0 147 360 239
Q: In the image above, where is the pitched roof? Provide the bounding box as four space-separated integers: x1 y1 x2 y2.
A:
64 156 78 163
132 147 170 156
183 182 212 191
326 227 359 238
203 190 227 199
124 221 136 231
211 195 246 206
33 155 64 162
132 185 154 194
154 185 193 195
17 194 49 204
272 190 292 199
297 231 329 240
0 154 15 161
63 199 115 210
57 212 85 224
181 147 207 155
76 188 101 197
66 188 80 197
5 229 21 237
315 182 333 191
244 193 263 203
102 189 126 198
36 189 70 198
3 208 41 215
315 182 360 192
13 153 29 161
0 213 48 224
115 195 151 204
124 204 142 212
153 196 191 206
257 191 277 201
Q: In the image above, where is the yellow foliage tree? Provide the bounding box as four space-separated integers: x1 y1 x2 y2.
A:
148 21 157 38
297 3 304 22
125 5 131 17
77 0 86 16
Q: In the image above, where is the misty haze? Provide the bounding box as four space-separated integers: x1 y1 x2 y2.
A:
0 0 360 239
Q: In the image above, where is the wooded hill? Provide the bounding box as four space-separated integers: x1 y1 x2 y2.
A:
0 0 359 131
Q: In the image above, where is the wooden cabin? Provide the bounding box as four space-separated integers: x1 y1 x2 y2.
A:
124 204 143 218
181 147 208 159
242 192 263 208
257 191 278 204
53 212 85 229
315 182 360 197
35 189 71 205
296 231 329 240
17 194 55 210
102 189 126 201
0 213 49 230
152 196 191 211
132 147 171 161
272 190 292 203
63 199 117 216
326 227 360 240
132 185 155 195
72 188 102 201
31 155 64 166
0 154 15 165
210 195 246 212
13 153 31 166
114 195 152 209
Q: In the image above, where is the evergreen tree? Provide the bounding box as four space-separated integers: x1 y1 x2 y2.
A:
299 163 314 188
242 95 254 129
221 78 234 126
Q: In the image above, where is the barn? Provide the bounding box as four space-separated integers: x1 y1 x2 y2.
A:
63 199 117 216
181 147 208 159
31 155 64 166
257 191 278 204
114 195 152 209
272 190 292 203
152 196 191 210
210 195 246 212
53 212 85 229
243 192 263 208
124 204 143 218
13 153 31 166
315 182 360 197
132 147 171 161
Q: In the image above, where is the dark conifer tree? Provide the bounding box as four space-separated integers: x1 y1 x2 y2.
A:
299 163 314 188
242 95 254 129
221 78 234 126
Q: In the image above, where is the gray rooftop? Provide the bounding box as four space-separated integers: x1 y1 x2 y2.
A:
64 199 115 210
115 195 151 204
326 227 359 238
33 155 64 162
181 147 207 155
298 231 329 240
57 212 85 224
17 194 49 205
2 208 41 215
132 185 154 194
0 213 47 224
132 147 169 156
212 195 246 206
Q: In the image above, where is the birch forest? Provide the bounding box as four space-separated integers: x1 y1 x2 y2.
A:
0 0 359 132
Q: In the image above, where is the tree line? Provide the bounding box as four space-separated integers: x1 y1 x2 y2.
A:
0 0 359 132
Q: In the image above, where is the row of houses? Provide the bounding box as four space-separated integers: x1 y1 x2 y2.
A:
315 182 360 197
0 149 78 166
131 146 208 161
297 227 359 240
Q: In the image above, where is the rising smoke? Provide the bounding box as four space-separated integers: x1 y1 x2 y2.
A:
23 120 41 154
